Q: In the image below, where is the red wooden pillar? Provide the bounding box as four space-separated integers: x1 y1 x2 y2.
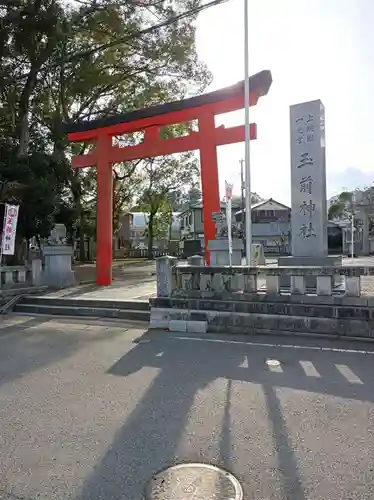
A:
198 112 221 264
96 134 113 286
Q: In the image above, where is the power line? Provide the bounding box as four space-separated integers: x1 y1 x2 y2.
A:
73 0 230 61
134 0 230 37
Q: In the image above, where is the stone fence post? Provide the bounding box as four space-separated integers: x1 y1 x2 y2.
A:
31 259 43 286
156 255 177 297
187 255 204 266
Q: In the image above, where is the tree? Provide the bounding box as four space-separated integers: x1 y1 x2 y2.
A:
167 183 202 211
329 187 374 255
1 0 213 260
231 192 263 207
328 191 353 221
0 140 72 261
137 154 199 258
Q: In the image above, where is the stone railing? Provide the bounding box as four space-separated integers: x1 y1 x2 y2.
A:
0 259 44 289
154 256 373 299
151 256 374 338
0 265 31 288
172 265 371 297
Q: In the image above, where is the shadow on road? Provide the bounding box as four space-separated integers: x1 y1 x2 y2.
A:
0 316 123 387
77 332 334 499
81 339 212 499
263 382 306 500
219 379 233 472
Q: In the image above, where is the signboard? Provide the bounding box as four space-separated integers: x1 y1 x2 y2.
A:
225 181 234 265
1 204 19 256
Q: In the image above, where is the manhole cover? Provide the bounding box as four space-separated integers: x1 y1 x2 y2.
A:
145 463 243 500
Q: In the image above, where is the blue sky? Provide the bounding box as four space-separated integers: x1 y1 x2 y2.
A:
195 0 374 204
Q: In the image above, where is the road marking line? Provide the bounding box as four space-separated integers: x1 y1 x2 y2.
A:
335 364 364 384
239 356 249 368
266 359 283 372
299 360 321 377
172 336 374 355
156 351 164 357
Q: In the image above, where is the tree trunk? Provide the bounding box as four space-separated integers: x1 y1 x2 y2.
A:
17 67 38 156
70 170 86 262
147 213 154 260
79 211 86 262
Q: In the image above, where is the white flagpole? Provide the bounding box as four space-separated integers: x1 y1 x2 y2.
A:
244 0 252 266
225 181 233 266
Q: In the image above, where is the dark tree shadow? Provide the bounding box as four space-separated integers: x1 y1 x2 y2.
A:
219 378 233 471
263 382 306 500
77 334 325 500
0 315 123 387
80 343 214 500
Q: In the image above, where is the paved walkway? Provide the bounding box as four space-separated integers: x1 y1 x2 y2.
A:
45 259 159 301
73 259 156 284
0 318 374 499
42 279 156 301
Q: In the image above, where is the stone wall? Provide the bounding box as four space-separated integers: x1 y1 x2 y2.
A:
150 256 374 339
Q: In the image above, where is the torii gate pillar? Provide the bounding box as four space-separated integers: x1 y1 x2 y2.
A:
65 70 272 285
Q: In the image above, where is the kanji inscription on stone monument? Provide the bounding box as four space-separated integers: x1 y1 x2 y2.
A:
290 100 328 257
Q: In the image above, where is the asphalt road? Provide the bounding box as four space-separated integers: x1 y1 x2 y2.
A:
1 316 374 499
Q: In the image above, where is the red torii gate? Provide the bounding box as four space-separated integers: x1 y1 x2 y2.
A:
64 69 272 286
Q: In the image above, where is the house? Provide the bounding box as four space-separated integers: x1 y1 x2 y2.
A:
179 201 241 246
236 198 291 253
116 212 181 249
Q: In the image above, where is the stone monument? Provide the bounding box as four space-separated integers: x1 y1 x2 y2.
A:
279 99 341 284
207 211 243 265
42 224 75 288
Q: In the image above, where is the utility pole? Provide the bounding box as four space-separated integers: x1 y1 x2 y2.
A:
351 191 356 262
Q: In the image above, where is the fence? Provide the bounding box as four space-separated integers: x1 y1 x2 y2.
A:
262 246 289 256
0 265 32 288
124 248 181 259
172 264 371 298
151 258 374 337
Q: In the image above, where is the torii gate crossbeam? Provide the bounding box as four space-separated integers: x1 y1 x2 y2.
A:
64 69 272 286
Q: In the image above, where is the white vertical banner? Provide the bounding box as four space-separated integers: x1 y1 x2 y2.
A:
225 181 233 266
1 204 19 256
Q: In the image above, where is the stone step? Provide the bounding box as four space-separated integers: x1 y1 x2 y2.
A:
14 299 150 322
19 296 149 311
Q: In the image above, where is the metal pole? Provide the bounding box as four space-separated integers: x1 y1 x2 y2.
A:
0 206 7 283
351 191 355 263
243 0 252 265
240 159 245 229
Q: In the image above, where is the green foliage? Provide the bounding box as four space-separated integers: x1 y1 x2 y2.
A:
138 154 199 257
328 191 354 220
0 0 212 258
167 184 202 211
0 141 73 240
